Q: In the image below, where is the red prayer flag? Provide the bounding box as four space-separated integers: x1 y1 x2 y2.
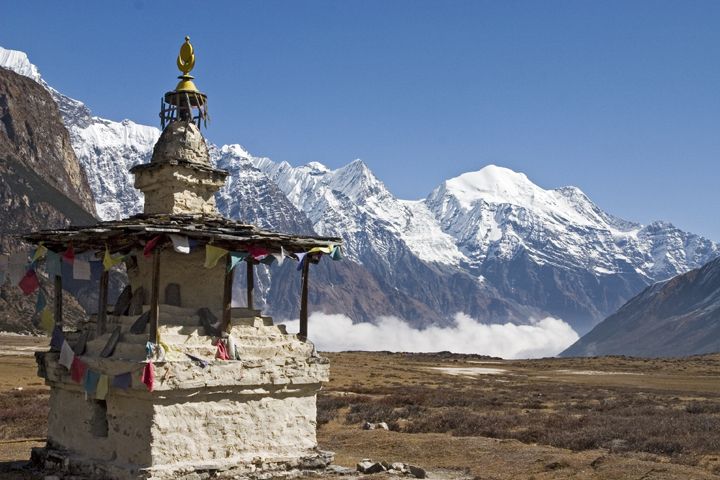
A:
18 269 39 295
62 244 75 265
141 362 155 392
70 357 87 383
143 236 162 258
247 245 269 260
216 340 230 360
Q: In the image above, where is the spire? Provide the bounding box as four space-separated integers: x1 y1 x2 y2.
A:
160 36 209 130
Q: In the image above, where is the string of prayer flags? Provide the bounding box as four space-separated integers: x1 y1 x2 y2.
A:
143 235 163 258
169 234 190 254
62 244 75 265
96 375 109 400
32 244 48 263
112 372 132 390
247 246 269 261
70 356 88 383
59 340 74 370
331 245 343 261
84 370 100 395
45 251 62 278
73 258 91 280
19 268 39 295
141 362 155 392
204 244 228 268
39 307 54 333
103 246 124 271
295 252 308 271
227 251 248 272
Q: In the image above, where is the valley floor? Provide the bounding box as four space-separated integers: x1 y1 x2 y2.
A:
1 335 719 479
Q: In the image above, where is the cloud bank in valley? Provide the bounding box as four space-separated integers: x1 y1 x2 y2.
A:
282 313 579 359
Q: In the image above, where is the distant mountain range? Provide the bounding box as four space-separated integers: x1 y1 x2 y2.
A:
2 45 718 336
562 256 720 357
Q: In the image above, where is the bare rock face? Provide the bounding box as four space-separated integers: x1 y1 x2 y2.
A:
0 67 97 332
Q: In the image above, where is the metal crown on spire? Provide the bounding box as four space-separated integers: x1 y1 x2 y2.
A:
160 36 209 130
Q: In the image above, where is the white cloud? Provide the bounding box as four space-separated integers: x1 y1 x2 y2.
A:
282 312 579 359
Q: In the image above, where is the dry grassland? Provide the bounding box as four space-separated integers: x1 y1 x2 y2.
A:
1 335 719 479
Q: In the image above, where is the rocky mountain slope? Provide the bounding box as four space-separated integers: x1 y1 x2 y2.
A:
2 45 718 334
0 65 97 332
561 255 720 357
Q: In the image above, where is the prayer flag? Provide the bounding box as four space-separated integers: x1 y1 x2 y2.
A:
141 362 155 392
19 269 39 295
35 291 46 312
260 254 276 265
169 234 190 254
96 375 109 400
247 246 269 261
39 307 54 333
271 247 286 266
308 246 333 254
62 245 75 265
143 235 162 258
50 325 63 350
185 353 208 368
32 244 48 262
112 372 132 390
204 245 228 268
84 370 100 395
103 247 124 271
70 357 87 383
45 251 62 278
295 252 308 271
59 340 74 370
331 245 343 261
227 251 247 272
215 340 230 360
73 259 91 280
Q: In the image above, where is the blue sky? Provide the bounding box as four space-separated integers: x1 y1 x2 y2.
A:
2 1 720 240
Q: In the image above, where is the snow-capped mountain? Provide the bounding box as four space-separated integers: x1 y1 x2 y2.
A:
3 45 718 334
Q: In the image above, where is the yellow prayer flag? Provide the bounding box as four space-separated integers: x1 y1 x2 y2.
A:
308 246 333 254
32 244 48 262
96 374 109 400
39 307 54 333
103 247 123 271
204 245 228 269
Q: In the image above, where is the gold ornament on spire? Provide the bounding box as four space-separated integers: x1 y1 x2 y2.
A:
177 36 195 75
174 36 199 93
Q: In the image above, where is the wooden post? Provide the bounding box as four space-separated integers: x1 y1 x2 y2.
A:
299 256 310 339
221 255 233 332
96 269 109 336
246 259 254 310
54 274 63 329
149 248 161 344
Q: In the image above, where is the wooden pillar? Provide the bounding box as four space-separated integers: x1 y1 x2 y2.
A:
246 259 254 310
299 256 310 339
221 255 233 332
149 248 161 344
54 274 63 329
96 269 109 336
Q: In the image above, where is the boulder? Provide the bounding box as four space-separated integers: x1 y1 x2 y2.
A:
357 460 386 474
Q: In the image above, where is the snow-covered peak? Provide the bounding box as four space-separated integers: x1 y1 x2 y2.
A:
220 143 252 159
305 161 330 173
444 165 536 209
0 46 42 83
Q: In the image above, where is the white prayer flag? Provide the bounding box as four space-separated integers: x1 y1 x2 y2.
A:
169 234 190 254
59 340 74 370
73 259 91 280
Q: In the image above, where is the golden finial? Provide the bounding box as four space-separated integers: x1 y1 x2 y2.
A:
174 36 199 93
177 36 195 75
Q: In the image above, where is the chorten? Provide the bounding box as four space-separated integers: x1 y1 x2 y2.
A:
27 38 340 479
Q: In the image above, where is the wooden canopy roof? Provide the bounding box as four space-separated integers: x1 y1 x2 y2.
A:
22 213 341 254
